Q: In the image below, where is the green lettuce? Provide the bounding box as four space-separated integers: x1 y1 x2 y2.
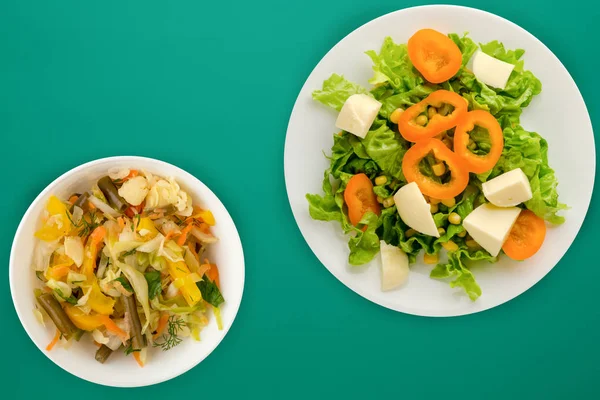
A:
477 126 566 224
307 33 565 300
430 249 494 301
312 74 369 111
365 37 423 90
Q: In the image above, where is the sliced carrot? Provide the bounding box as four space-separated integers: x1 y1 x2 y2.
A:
93 341 102 348
502 210 547 260
205 260 220 288
117 217 125 230
133 351 144 367
68 195 79 205
46 329 61 351
176 223 194 246
198 222 211 234
123 170 139 181
98 315 129 342
46 263 73 280
90 226 106 246
153 313 170 339
88 201 96 210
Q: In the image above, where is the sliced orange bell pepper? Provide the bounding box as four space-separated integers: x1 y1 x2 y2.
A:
402 138 470 199
344 173 381 227
407 29 462 84
453 110 504 173
398 90 468 142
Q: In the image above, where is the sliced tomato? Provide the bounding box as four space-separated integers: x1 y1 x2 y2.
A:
408 29 463 84
502 210 546 260
344 173 380 226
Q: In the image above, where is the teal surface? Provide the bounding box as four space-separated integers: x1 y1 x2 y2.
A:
1 0 598 398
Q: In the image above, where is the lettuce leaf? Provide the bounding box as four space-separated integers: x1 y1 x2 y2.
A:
362 124 410 181
448 33 478 67
430 249 495 301
477 126 566 224
365 37 423 91
312 74 369 111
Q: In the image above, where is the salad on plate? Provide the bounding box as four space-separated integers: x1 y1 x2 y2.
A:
32 168 224 366
307 28 565 300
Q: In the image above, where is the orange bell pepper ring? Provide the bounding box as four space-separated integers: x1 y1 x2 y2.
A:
407 29 462 84
398 90 467 142
453 110 504 173
344 173 381 227
402 138 470 199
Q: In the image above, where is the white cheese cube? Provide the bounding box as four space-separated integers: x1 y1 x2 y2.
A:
393 182 439 238
482 168 533 207
380 241 409 291
335 94 382 139
463 203 521 257
472 50 515 89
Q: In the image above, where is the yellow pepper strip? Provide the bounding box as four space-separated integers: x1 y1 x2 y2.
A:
186 206 216 226
86 281 115 315
167 260 202 306
64 305 104 331
35 196 73 241
64 305 126 341
136 217 159 239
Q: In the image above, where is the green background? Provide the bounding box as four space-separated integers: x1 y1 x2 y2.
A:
1 0 598 398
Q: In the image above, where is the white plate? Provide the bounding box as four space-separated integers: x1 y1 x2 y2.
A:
10 156 245 386
284 5 595 317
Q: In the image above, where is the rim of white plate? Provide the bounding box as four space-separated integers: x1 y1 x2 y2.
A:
9 156 245 386
284 5 595 317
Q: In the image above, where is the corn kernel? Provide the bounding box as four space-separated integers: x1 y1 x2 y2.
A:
441 198 456 207
405 228 417 238
389 108 404 124
457 230 467 238
437 227 445 235
415 115 428 126
376 196 384 204
428 107 437 118
375 175 387 186
441 240 459 252
429 197 441 205
383 198 395 208
466 239 479 248
432 163 446 176
430 203 438 213
448 212 462 225
423 253 439 264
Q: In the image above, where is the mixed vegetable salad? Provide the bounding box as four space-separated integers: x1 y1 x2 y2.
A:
32 168 224 366
307 29 565 300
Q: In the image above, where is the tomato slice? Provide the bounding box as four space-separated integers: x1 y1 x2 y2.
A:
408 29 463 84
502 210 547 260
344 174 380 226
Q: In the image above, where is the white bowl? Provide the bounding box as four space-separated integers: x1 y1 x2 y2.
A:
9 156 245 387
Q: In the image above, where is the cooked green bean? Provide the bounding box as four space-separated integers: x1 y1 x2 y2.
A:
123 291 146 350
95 345 114 364
37 293 80 340
72 192 90 210
97 176 128 211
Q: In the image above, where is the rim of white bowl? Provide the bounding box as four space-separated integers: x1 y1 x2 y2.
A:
9 155 245 386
